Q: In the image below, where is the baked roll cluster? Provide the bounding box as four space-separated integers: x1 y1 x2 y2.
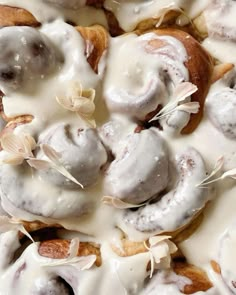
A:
0 0 235 294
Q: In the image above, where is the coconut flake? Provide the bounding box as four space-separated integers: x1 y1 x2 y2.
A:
41 254 97 271
0 216 34 242
0 133 36 164
197 157 236 187
2 155 25 165
27 158 52 170
68 238 80 259
221 168 236 180
56 81 96 127
0 133 84 187
40 144 62 166
144 236 177 278
40 144 84 189
154 4 184 27
102 196 146 209
149 82 198 122
175 102 200 114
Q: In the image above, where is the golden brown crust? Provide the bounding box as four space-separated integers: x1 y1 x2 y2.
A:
143 28 214 134
211 260 221 274
136 10 181 32
86 0 104 8
22 220 61 233
0 5 40 27
111 239 147 257
76 25 108 73
172 212 204 244
212 63 234 83
0 115 33 138
193 13 208 39
38 239 102 266
104 10 124 37
112 239 212 294
173 261 213 294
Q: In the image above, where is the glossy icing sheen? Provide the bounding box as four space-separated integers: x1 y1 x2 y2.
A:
0 0 235 294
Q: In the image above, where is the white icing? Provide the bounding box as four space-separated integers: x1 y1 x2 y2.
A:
204 0 236 41
0 0 108 28
103 128 169 204
103 32 188 120
206 70 236 139
218 223 236 294
119 146 210 237
203 0 236 65
0 1 235 294
104 0 211 32
44 0 87 9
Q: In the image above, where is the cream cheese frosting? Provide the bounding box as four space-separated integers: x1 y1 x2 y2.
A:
0 0 235 294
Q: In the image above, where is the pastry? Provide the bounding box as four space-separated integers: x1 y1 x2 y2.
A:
0 1 235 294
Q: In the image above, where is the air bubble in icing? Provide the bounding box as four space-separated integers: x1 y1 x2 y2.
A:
37 124 108 188
103 128 169 204
0 26 62 91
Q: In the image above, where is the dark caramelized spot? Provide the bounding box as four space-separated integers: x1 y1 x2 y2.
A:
0 66 18 82
30 42 47 57
1 69 15 80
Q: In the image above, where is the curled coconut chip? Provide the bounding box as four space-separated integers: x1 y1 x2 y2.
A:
27 144 84 188
41 252 96 270
0 132 84 188
154 3 182 27
68 238 80 259
102 196 147 209
0 133 36 165
0 216 34 242
56 81 96 128
149 82 199 123
40 231 96 270
197 156 236 188
144 236 177 278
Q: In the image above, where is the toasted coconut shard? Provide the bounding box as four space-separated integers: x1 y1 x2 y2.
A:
0 5 40 27
38 239 102 266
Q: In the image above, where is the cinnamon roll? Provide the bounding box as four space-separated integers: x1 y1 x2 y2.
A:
103 127 168 204
206 68 236 139
119 147 209 234
0 26 62 91
0 1 235 294
103 28 213 134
